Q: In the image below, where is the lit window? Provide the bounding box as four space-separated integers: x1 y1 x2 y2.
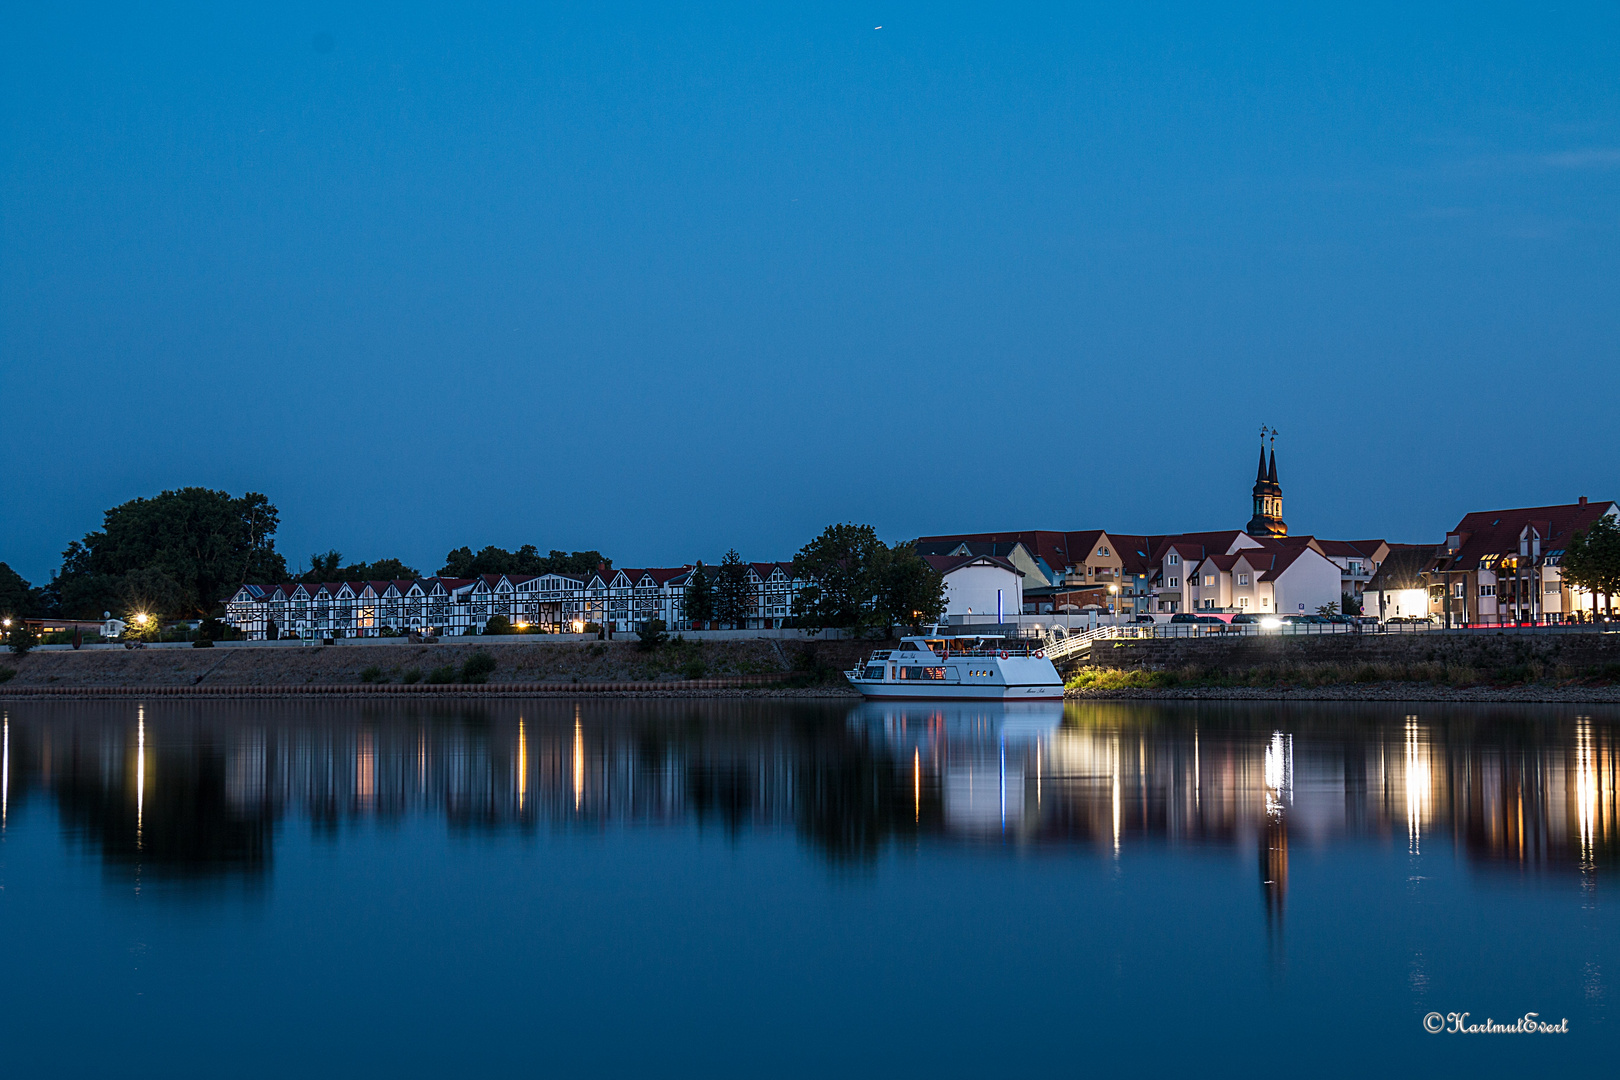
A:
1204 575 1215 587
1238 573 1250 586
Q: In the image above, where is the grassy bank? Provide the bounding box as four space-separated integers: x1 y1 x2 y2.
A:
1066 658 1620 693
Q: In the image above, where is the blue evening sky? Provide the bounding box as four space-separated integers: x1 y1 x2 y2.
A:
3 2 1617 582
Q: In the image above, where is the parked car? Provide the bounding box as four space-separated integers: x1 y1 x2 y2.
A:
1230 614 1259 624
1132 615 1156 624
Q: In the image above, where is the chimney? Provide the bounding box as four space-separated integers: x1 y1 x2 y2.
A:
1579 496 1588 506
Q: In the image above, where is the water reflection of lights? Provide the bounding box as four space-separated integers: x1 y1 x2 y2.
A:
573 714 584 811
518 719 528 813
356 729 375 807
1576 717 1596 868
913 748 920 823
2 712 8 827
1405 716 1431 855
1263 732 1292 815
134 705 147 852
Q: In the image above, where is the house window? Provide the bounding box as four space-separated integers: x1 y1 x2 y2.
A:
1203 575 1215 587
1168 577 1179 588
1479 584 1495 597
1545 581 1560 593
1203 599 1215 610
1238 573 1250 586
1169 554 1180 566
1098 547 1110 557
1238 597 1249 609
1261 597 1270 608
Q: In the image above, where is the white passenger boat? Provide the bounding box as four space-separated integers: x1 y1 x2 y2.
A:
845 635 1065 700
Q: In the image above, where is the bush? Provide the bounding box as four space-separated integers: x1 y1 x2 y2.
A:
0 667 15 684
636 618 668 652
583 622 602 636
402 668 423 684
483 616 512 635
6 623 37 656
425 665 458 684
359 665 384 683
196 617 232 642
680 659 707 679
460 650 496 684
379 625 400 637
191 637 214 648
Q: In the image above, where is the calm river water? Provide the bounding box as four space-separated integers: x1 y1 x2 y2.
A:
0 698 1613 1076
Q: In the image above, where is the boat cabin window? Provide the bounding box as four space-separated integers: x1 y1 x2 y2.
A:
897 641 921 651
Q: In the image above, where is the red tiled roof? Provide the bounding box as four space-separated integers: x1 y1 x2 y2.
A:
1443 500 1617 567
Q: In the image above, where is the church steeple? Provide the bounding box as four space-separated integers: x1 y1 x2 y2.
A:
1247 427 1287 537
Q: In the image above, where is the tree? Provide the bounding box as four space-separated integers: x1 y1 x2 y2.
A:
0 563 36 620
297 552 421 583
118 567 186 622
1317 601 1339 617
875 542 947 634
53 488 288 618
791 523 886 633
684 562 715 627
1561 514 1620 619
715 550 755 629
792 526 947 636
439 545 610 579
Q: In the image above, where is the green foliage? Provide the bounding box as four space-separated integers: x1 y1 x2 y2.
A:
460 650 497 683
684 562 715 626
715 549 754 628
54 488 287 619
1342 592 1363 616
359 665 384 683
0 667 14 684
425 665 458 684
7 621 38 656
637 618 669 651
483 615 513 635
878 541 947 633
680 658 707 679
791 525 946 634
191 636 214 648
1317 601 1339 616
438 545 610 579
402 667 423 684
297 552 421 583
1561 514 1620 615
196 616 234 642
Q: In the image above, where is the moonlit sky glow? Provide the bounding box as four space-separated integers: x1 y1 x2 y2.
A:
3 2 1618 580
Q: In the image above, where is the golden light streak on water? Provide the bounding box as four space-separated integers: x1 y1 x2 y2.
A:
2 712 8 828
573 714 584 812
914 748 920 822
518 719 528 813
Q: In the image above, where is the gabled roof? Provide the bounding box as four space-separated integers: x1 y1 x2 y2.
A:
1440 500 1617 569
921 553 1024 577
1366 546 1439 592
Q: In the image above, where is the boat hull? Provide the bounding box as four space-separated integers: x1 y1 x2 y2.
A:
850 681 1065 701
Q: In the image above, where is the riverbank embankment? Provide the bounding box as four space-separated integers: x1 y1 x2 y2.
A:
1065 629 1620 703
0 637 871 698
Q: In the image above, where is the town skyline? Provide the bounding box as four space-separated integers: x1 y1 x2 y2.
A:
4 6 1618 587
